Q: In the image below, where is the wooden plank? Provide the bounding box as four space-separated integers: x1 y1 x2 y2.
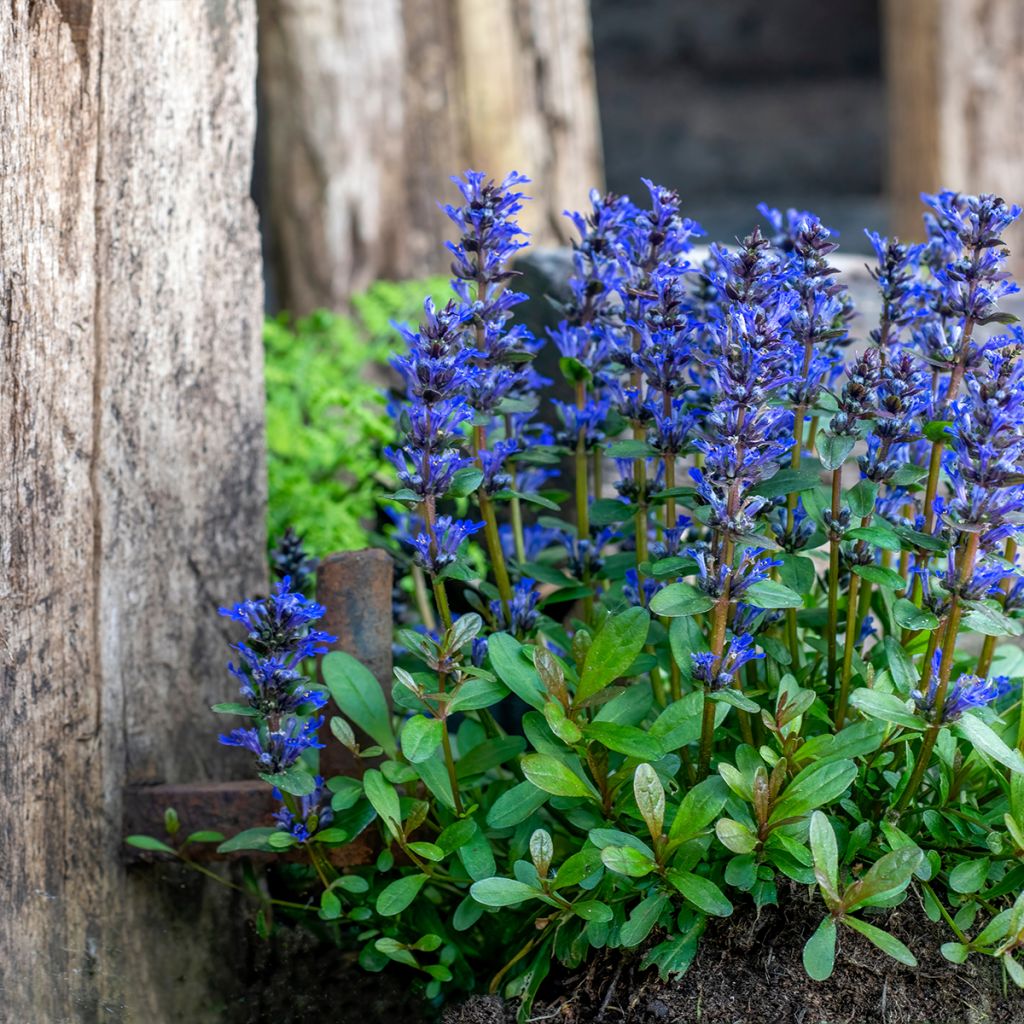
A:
257 0 604 313
885 0 1024 256
0 1 265 1019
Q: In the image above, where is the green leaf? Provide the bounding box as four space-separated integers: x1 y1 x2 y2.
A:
216 827 278 854
846 525 902 552
1004 954 1024 988
470 877 543 907
843 846 923 911
606 439 654 458
448 676 509 714
852 564 906 589
448 466 483 498
400 714 443 763
488 633 546 709
848 689 925 731
575 607 650 704
125 835 176 855
715 818 758 855
778 554 816 595
954 714 1024 773
744 580 803 610
884 637 918 693
521 753 596 799
640 918 705 980
184 830 225 845
456 736 526 778
649 582 715 618
584 722 665 760
633 763 666 840
816 432 855 472
750 464 822 498
940 942 970 965
769 760 858 824
210 702 259 717
620 892 670 947
669 776 728 845
362 768 402 838
847 479 878 518
666 869 733 917
589 498 633 525
842 915 917 966
376 873 428 915
803 917 837 981
260 764 317 797
322 651 396 756
809 811 840 904
486 781 549 828
962 602 1024 637
949 858 990 894
573 900 613 923
893 599 939 632
600 845 656 877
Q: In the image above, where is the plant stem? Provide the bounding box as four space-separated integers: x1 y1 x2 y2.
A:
977 537 1017 677
576 380 594 622
698 537 734 778
895 531 980 815
439 712 464 816
826 469 842 690
411 565 436 632
504 412 527 565
834 572 861 726
432 576 453 631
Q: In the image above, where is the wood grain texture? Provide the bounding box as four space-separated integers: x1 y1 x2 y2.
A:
0 0 265 1019
258 0 604 314
885 0 1024 260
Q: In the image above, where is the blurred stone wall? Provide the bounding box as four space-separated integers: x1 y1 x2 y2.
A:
590 0 884 246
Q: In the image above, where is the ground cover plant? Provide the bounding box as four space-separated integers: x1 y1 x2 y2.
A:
265 279 447 556
132 173 1024 1021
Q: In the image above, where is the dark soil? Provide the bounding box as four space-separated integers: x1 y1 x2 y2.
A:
444 885 1024 1024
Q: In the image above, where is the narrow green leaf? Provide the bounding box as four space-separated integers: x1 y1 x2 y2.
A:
486 781 549 828
584 722 665 760
842 915 918 966
259 764 316 797
125 835 176 855
954 714 1024 774
521 753 596 799
666 869 733 917
848 689 925 731
362 768 402 838
216 827 278 854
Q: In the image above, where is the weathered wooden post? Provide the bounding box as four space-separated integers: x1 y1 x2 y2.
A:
884 0 1024 258
257 0 604 313
1 1 263 1018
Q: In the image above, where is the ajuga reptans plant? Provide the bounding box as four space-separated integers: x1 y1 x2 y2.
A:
130 178 1024 1015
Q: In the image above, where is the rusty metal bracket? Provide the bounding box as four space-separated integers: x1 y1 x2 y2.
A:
123 548 393 864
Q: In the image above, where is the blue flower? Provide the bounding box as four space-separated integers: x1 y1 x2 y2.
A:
272 775 333 842
491 579 541 635
219 578 336 662
692 633 763 690
227 647 329 717
220 716 325 773
410 516 484 575
913 650 1012 722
